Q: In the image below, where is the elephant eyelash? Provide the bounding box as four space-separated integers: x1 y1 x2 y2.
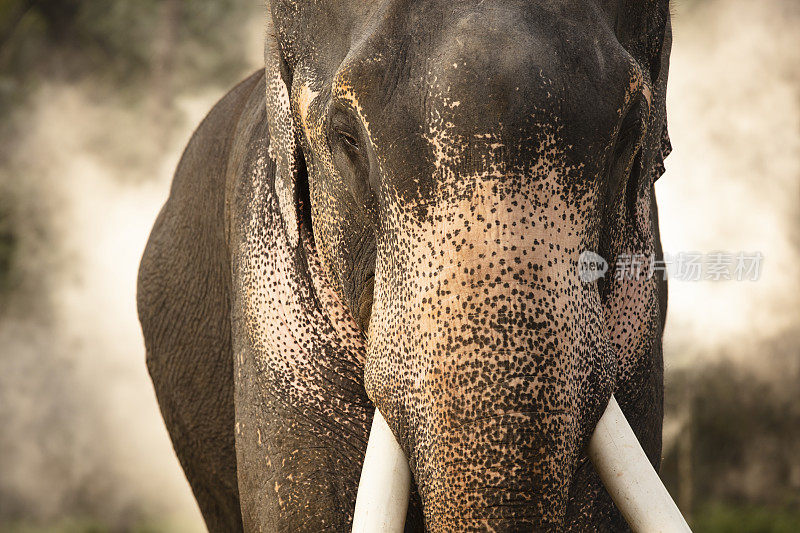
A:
336 128 361 150
329 104 365 154
329 121 370 179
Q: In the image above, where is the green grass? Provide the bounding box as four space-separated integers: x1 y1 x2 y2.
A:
0 516 199 533
1 517 108 533
693 503 800 533
6 505 800 533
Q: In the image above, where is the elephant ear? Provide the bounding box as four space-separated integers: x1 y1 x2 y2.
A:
650 11 672 182
265 10 300 247
653 121 671 182
650 9 672 181
617 1 672 183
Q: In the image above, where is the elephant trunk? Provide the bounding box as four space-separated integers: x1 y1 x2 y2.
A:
419 407 580 531
358 167 690 529
363 177 616 527
353 396 690 532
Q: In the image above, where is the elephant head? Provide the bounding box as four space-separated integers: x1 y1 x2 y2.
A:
233 0 673 530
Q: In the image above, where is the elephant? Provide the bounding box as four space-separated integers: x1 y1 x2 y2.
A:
137 0 673 531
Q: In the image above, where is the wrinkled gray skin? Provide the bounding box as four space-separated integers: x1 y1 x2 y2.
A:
138 0 672 531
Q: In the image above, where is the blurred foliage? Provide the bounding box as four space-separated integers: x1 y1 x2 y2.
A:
693 503 800 533
662 333 800 530
0 207 13 297
1 515 199 533
2 516 117 533
0 0 258 114
0 0 261 304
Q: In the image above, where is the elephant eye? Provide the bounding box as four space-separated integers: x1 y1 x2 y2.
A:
329 106 365 157
336 128 361 151
328 105 375 203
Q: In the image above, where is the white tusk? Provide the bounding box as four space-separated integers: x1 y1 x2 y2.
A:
589 394 692 533
352 395 690 532
352 408 411 533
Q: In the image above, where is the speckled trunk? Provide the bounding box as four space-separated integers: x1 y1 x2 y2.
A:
365 173 616 529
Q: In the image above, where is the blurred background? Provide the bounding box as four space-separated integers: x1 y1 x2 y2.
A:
0 0 797 531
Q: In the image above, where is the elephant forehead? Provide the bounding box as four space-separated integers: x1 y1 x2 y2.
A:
373 70 613 210
381 127 598 254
